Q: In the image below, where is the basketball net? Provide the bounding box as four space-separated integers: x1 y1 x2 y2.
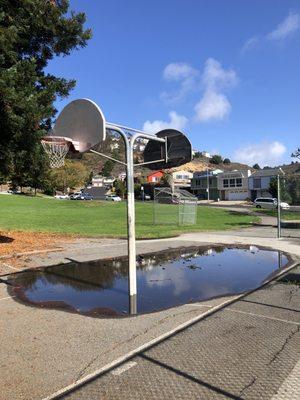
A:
41 137 69 168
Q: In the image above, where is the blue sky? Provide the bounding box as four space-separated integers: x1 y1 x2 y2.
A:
47 0 300 167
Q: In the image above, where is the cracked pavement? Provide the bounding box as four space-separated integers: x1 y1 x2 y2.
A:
63 268 300 400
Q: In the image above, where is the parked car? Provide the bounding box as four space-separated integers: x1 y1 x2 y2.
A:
54 194 69 199
139 194 151 201
254 197 290 210
70 192 93 200
81 193 93 200
105 194 122 202
70 192 83 200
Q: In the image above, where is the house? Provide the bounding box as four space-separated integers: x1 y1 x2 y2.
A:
147 171 163 183
171 170 193 188
191 169 223 200
200 151 211 158
248 168 284 201
217 170 251 200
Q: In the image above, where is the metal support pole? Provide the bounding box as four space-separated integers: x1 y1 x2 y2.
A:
277 174 281 238
126 139 137 312
105 125 137 312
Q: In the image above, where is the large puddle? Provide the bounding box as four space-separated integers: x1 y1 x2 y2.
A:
7 245 289 317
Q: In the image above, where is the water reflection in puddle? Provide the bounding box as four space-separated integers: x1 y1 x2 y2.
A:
8 245 288 316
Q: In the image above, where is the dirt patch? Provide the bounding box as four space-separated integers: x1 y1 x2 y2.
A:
0 230 72 259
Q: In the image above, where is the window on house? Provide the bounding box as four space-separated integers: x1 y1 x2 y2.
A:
236 178 242 187
223 179 229 188
253 178 261 189
230 179 235 187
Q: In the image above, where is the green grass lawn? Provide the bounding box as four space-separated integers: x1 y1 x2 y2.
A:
0 195 259 239
254 208 300 221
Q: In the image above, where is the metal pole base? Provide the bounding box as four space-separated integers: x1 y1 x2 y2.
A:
129 294 137 315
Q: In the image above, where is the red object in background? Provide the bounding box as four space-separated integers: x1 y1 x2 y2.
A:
147 171 164 183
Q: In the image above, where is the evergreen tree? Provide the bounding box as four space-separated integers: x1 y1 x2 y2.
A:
292 148 300 159
0 0 91 186
252 163 260 170
269 177 292 203
102 160 114 177
114 179 126 198
210 154 223 164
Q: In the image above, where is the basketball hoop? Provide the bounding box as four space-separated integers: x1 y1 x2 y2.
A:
41 136 69 168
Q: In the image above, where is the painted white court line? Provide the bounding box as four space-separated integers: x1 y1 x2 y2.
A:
111 361 137 376
271 359 300 400
187 303 213 308
226 308 300 326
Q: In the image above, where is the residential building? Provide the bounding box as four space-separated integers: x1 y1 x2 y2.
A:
147 171 163 183
200 151 211 158
171 170 193 188
92 175 115 188
191 169 223 200
248 168 284 200
217 170 251 200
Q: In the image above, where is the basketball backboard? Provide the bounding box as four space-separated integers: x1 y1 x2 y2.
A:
143 129 192 170
53 98 106 153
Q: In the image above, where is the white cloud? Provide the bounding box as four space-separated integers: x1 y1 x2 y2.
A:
241 36 260 53
268 12 300 40
202 58 238 90
143 111 188 134
163 63 197 81
161 62 198 103
194 58 237 122
233 141 287 167
242 12 300 51
194 90 231 122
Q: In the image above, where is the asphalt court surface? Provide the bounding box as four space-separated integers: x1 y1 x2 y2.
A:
63 268 300 400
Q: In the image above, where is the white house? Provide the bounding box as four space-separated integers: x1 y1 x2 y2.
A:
92 175 115 188
171 170 193 188
217 170 251 200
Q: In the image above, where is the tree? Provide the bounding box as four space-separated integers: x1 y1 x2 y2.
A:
269 177 291 203
292 148 300 159
114 179 126 198
102 160 114 177
210 154 223 164
223 158 231 164
50 160 90 193
252 163 260 170
0 0 91 184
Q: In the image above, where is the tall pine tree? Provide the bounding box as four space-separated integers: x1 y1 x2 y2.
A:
0 0 91 187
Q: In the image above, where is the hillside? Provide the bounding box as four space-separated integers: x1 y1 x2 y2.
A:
167 157 253 174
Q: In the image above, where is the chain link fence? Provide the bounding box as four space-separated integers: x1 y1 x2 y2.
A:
153 187 197 226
